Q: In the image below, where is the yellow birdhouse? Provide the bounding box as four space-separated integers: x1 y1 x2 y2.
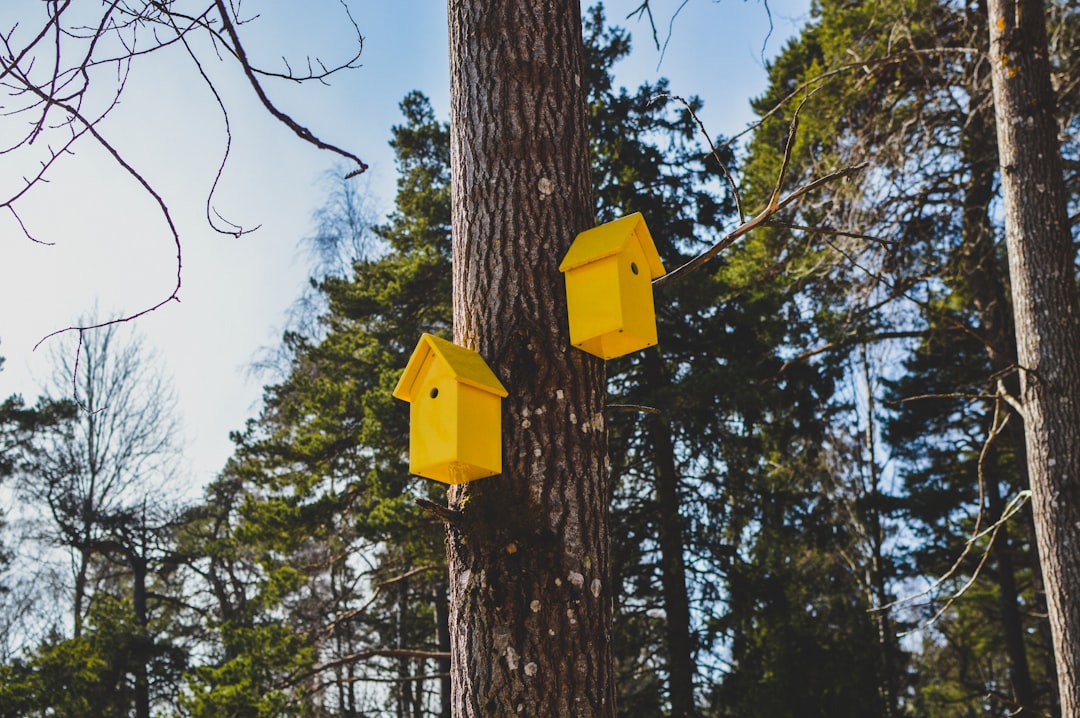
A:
392 333 508 484
558 212 666 359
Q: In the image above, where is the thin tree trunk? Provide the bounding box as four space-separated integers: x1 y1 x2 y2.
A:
642 350 695 718
986 462 1038 713
397 578 410 718
73 548 89 638
131 550 150 718
434 580 452 718
446 0 614 715
860 346 898 718
958 56 1038 710
987 1 1080 714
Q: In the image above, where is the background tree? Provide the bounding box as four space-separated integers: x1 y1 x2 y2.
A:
176 90 454 717
987 0 1080 713
0 351 74 661
11 320 186 718
735 0 1079 713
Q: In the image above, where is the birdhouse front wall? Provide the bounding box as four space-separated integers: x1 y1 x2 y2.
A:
408 358 503 484
565 236 659 359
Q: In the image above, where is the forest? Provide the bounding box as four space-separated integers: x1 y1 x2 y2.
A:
1 0 1079 716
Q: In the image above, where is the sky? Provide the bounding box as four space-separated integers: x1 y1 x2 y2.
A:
0 0 811 492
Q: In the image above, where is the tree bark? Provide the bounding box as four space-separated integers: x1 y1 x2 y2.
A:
987 1 1080 714
958 55 1038 711
445 1 614 716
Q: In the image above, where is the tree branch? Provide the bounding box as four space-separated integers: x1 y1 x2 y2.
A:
416 498 465 527
653 167 865 290
213 0 367 177
279 647 451 690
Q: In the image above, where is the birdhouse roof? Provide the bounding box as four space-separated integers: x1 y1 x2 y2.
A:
558 212 665 278
393 333 508 402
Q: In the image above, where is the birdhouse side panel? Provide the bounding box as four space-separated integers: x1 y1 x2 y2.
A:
454 383 503 478
617 238 659 349
565 256 624 348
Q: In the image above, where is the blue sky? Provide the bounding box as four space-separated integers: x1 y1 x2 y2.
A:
0 0 811 489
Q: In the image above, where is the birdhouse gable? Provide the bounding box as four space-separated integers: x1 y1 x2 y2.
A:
393 333 508 402
558 212 664 278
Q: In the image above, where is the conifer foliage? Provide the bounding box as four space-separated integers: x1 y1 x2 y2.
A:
0 2 1078 716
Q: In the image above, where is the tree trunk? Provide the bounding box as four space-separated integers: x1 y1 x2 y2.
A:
642 350 696 718
73 547 89 638
397 578 410 718
131 549 151 718
445 0 614 716
987 1 1080 714
435 580 452 718
958 57 1038 711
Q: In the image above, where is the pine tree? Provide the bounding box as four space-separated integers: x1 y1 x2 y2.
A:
179 92 454 716
738 0 1080 713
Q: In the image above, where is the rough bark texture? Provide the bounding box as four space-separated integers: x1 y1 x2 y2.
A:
959 60 1038 711
987 1 1080 714
445 1 615 716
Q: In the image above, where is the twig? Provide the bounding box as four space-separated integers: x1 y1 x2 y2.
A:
875 402 1033 636
766 220 897 251
27 92 183 356
376 564 445 589
655 92 743 222
167 7 255 237
728 47 980 148
608 403 661 415
279 648 452 690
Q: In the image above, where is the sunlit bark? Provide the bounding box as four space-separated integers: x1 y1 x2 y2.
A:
445 0 615 714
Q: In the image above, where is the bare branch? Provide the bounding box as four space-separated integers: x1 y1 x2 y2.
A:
213 0 368 177
164 7 254 237
652 164 866 290
874 401 1033 633
375 564 446 589
996 378 1026 419
655 92 743 222
607 403 661 415
1 1 369 356
776 330 932 375
649 87 874 290
29 93 183 351
727 47 980 149
766 220 897 251
280 648 452 690
416 498 465 527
